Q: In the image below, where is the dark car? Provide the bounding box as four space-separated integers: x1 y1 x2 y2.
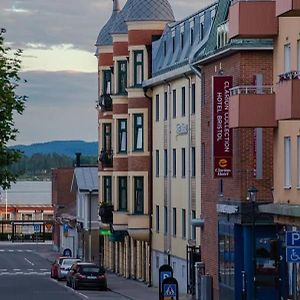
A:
50 256 69 279
66 262 107 291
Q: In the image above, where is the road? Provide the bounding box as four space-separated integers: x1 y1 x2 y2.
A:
0 242 130 300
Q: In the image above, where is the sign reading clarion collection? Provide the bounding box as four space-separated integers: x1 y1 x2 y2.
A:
213 76 233 178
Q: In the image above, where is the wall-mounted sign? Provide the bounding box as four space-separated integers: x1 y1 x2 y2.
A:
176 123 189 135
213 76 233 178
216 204 239 214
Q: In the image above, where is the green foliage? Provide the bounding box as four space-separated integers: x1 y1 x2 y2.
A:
9 153 98 180
0 29 27 189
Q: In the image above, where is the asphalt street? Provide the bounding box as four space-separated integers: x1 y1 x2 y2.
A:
0 242 131 300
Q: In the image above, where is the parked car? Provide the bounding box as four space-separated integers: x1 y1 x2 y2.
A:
50 256 69 279
57 258 81 280
66 262 107 290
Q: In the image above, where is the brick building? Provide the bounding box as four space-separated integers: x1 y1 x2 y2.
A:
95 0 174 284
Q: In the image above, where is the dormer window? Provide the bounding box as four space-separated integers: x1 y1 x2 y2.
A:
163 40 167 57
200 18 204 41
180 25 184 49
134 50 144 87
171 29 176 53
190 19 194 45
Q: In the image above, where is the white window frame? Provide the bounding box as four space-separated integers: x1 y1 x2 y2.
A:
284 136 292 188
284 43 291 73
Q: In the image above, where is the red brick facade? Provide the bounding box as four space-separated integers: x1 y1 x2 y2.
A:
200 51 274 298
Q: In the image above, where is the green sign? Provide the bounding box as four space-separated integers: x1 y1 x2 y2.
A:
99 229 112 236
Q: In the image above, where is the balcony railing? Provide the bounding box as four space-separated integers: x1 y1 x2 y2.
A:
278 70 300 82
99 149 113 167
230 85 274 96
97 93 112 111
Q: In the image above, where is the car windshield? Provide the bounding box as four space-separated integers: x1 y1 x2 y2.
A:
62 259 79 266
80 266 104 275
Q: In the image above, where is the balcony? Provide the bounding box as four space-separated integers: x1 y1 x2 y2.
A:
97 94 112 111
276 71 300 120
99 149 113 168
99 203 113 224
228 0 277 39
127 214 150 242
112 211 128 232
229 86 277 128
276 0 300 16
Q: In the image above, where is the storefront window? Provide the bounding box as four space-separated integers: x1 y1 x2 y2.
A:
219 222 235 288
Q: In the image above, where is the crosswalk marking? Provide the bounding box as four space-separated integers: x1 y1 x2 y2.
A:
0 271 50 276
0 249 33 253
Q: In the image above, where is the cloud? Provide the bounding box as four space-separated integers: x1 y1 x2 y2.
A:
11 71 98 145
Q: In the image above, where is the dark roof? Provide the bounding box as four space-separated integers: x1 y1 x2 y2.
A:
125 0 174 22
110 0 133 34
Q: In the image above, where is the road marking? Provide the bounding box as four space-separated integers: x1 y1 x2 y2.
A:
8 250 13 252
40 269 48 271
52 279 89 300
0 269 7 271
27 269 34 271
24 257 35 266
0 250 4 252
13 269 21 271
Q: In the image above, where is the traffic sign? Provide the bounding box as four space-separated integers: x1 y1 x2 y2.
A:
286 231 300 247
163 284 177 297
160 271 172 287
33 224 40 232
287 248 300 263
159 265 173 300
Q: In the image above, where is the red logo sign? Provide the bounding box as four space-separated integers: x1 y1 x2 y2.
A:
213 76 233 178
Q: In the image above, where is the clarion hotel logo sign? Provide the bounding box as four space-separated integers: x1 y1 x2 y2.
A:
213 76 233 178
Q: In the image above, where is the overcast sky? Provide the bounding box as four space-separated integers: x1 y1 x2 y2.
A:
1 0 212 145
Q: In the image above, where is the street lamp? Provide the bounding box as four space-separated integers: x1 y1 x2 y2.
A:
247 186 258 300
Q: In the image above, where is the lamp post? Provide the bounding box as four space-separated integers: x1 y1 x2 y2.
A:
247 186 258 300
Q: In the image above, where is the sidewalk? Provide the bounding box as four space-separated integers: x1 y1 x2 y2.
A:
35 243 194 300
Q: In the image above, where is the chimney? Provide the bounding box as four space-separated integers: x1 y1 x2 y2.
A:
113 0 120 12
75 153 81 167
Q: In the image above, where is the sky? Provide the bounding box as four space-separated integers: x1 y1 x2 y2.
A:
0 0 211 145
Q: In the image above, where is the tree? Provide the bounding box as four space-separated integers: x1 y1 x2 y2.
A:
0 28 27 190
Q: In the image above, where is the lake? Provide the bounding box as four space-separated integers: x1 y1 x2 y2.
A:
0 181 51 205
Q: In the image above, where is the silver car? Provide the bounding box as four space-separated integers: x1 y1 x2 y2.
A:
57 258 81 280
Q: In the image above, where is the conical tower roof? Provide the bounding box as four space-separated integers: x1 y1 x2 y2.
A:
95 0 121 46
110 0 133 35
125 0 175 22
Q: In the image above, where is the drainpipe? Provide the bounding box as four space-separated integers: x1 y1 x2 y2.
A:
165 81 172 262
184 74 192 241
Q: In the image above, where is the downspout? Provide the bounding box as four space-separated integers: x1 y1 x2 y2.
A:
184 73 192 242
143 88 153 287
165 80 172 263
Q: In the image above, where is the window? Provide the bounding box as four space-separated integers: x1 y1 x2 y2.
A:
156 150 159 177
191 83 196 114
163 40 167 57
103 176 112 203
181 32 184 49
173 149 177 177
134 50 144 87
182 148 186 177
284 44 291 73
156 205 160 232
297 136 300 188
134 114 144 151
298 40 300 71
219 222 235 288
181 86 186 117
201 143 205 175
103 70 112 95
182 209 186 239
190 24 194 45
118 60 127 95
192 210 196 240
156 94 160 122
284 136 291 188
134 177 144 214
164 206 168 234
173 208 177 236
173 89 176 118
200 22 204 41
164 149 168 177
164 92 168 121
118 177 127 211
103 124 112 151
118 119 127 153
192 147 196 177
172 36 175 53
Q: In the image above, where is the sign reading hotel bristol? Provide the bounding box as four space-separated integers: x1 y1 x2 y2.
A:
213 76 233 178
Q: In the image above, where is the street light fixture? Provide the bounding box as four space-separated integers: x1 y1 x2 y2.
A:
247 186 258 300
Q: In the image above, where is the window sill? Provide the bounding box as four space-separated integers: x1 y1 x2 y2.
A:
284 186 292 190
133 149 144 153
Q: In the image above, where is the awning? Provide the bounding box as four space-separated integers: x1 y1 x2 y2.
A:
191 218 205 227
259 203 300 218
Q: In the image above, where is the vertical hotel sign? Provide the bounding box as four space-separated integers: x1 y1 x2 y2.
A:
213 76 233 178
